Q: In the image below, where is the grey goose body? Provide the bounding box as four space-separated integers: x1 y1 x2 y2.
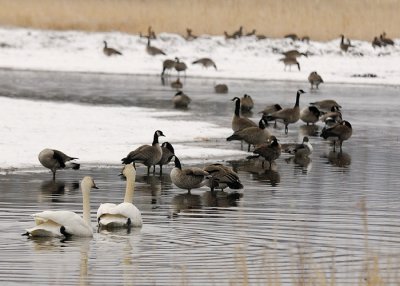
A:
310 99 341 112
240 94 254 112
38 148 80 180
157 142 175 174
287 136 313 158
192 58 217 70
121 130 165 174
308 71 324 89
279 57 300 71
300 106 322 125
282 50 307 59
161 59 176 76
321 120 352 152
146 37 166 56
170 156 209 193
174 57 187 76
214 84 228 94
248 136 281 169
203 163 243 191
265 89 305 134
103 41 122 56
172 91 191 108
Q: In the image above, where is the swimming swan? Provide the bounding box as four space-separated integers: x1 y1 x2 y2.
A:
97 164 143 228
25 176 98 237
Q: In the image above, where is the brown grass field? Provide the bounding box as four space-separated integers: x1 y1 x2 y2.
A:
0 0 398 41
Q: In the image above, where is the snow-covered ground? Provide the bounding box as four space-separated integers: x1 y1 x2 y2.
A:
0 27 399 85
0 27 399 171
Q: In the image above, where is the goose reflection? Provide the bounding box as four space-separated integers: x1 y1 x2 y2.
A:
253 169 281 187
171 192 202 214
285 156 313 174
299 125 319 137
326 151 351 167
39 180 79 202
136 174 164 207
202 190 243 208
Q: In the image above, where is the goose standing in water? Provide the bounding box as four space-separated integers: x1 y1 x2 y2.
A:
287 136 313 158
203 163 243 192
170 156 209 193
308 71 324 89
231 97 257 132
25 176 98 237
172 91 191 108
97 164 142 229
227 118 271 152
321 120 352 152
265 89 306 134
240 94 254 112
121 130 165 174
192 58 217 70
300 105 322 125
103 41 122 56
157 142 175 175
259 104 282 128
248 136 281 169
38 148 80 180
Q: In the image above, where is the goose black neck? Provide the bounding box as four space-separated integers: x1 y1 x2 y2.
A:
104 41 107 48
259 119 266 129
147 37 150 46
234 99 240 116
174 156 182 169
295 91 301 107
152 132 160 146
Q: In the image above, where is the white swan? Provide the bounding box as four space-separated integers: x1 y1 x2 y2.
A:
25 176 98 237
97 164 143 228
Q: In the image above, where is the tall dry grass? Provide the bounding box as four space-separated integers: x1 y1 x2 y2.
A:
0 0 398 40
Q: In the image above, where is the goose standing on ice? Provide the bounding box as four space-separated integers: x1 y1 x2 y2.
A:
265 89 306 134
203 163 243 192
279 57 300 71
38 148 80 180
103 41 122 56
97 164 142 229
25 176 98 237
214 84 228 94
240 94 254 112
192 58 217 70
170 156 209 193
174 57 187 77
121 130 165 174
300 105 322 125
247 136 281 169
161 59 176 77
308 71 324 89
146 37 166 56
172 91 191 108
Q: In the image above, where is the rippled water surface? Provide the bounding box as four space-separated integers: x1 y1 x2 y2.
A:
1 70 400 285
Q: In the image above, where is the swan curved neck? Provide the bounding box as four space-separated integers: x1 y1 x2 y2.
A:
82 187 91 226
124 175 136 203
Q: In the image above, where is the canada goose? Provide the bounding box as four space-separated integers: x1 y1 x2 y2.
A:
319 105 342 125
279 57 300 71
321 120 352 152
340 35 354 52
148 26 157 39
121 130 165 174
287 136 313 158
308 71 324 89
372 37 383 49
146 37 166 56
38 148 80 180
380 32 394 46
174 57 187 77
232 26 243 38
284 33 299 41
203 163 243 191
227 118 271 152
300 106 322 125
265 89 306 134
97 164 142 228
246 29 256 36
103 41 122 56
170 156 209 193
214 84 228 94
171 78 183 89
259 104 282 128
172 91 191 108
192 58 217 70
231 97 258 132
282 50 308 58
25 176 98 237
310 99 341 111
185 28 197 41
240 94 254 112
158 142 175 174
248 136 281 169
224 31 235 40
161 59 176 76
301 36 310 43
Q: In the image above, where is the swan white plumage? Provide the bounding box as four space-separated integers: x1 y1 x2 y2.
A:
26 176 98 237
97 164 143 228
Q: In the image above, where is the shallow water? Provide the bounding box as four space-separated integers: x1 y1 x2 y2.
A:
1 70 400 284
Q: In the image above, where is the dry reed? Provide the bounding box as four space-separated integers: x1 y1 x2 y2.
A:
0 0 398 41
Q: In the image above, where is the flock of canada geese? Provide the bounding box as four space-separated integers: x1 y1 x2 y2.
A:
24 26 394 239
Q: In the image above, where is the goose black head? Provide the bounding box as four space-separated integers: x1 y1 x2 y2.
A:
155 130 165 137
297 89 306 95
309 106 321 117
303 136 309 143
232 97 240 102
342 121 352 128
103 41 107 47
162 142 175 153
175 91 184 96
